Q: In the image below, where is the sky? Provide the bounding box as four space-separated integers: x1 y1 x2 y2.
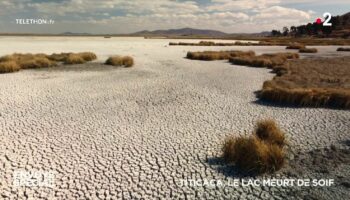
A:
0 0 349 34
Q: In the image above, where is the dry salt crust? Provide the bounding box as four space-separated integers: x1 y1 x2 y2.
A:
0 37 349 199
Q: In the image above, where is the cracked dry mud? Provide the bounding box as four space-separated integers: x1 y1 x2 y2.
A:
0 38 350 199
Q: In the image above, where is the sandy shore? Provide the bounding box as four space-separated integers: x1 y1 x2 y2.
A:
0 37 349 199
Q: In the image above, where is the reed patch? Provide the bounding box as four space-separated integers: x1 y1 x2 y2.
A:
186 51 255 61
222 120 286 174
0 52 98 73
258 57 350 109
105 56 134 67
229 53 299 68
337 47 350 51
299 48 318 53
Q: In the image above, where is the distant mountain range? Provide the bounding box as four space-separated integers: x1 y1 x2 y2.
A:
54 28 271 38
61 32 91 36
131 27 271 38
132 28 228 37
0 29 269 37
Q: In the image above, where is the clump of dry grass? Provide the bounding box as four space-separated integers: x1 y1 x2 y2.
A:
0 55 15 62
199 41 215 46
0 53 57 69
259 57 350 109
263 52 300 59
47 53 71 62
299 48 318 53
223 120 286 174
255 120 285 147
77 52 97 62
229 52 299 68
234 41 254 46
105 56 134 67
186 50 255 61
234 41 288 46
260 84 350 108
170 41 237 46
229 56 275 68
286 43 305 50
184 51 298 68
20 57 57 69
0 52 97 73
0 61 20 73
64 54 86 64
337 47 350 51
51 52 97 64
1 53 40 63
122 56 134 67
169 41 282 46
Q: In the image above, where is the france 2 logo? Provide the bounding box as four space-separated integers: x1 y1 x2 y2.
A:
316 12 332 27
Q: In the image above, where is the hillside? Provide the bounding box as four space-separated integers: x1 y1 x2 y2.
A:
272 12 350 38
330 12 350 37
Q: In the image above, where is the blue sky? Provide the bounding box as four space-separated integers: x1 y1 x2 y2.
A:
0 0 348 34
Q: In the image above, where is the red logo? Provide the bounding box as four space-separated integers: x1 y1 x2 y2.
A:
315 18 323 24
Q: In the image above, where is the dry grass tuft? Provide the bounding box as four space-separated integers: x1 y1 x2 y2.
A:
286 43 305 50
259 57 350 109
48 52 97 63
0 52 98 73
0 53 57 69
299 48 318 53
64 54 86 64
186 51 300 69
222 136 240 163
186 50 255 61
255 120 285 147
105 56 123 66
105 56 134 67
222 120 286 174
50 52 97 64
260 85 350 109
0 55 15 62
264 52 300 59
77 52 97 62
223 135 285 174
229 56 275 68
170 41 237 46
47 53 71 62
122 56 134 67
170 41 279 46
229 52 299 68
199 41 215 46
0 61 20 73
20 57 57 69
337 47 350 51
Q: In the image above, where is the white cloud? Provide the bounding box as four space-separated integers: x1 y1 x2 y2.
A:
207 0 280 11
253 6 311 20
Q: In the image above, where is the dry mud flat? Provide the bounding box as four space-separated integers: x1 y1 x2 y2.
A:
0 37 350 199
